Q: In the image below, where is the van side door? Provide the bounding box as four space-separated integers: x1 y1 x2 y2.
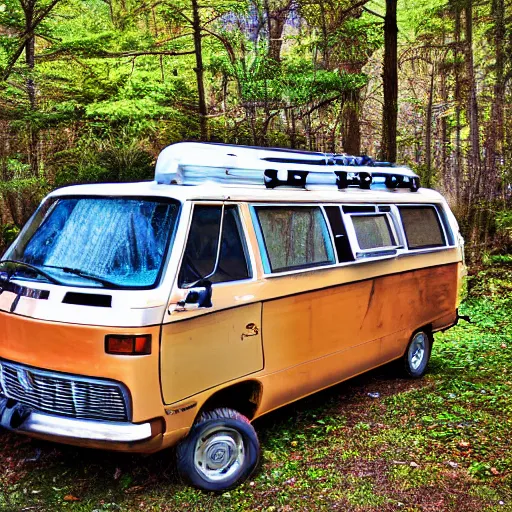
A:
160 202 263 405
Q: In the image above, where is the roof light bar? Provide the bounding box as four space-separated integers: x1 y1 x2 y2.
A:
264 169 309 189
335 171 372 190
154 142 420 192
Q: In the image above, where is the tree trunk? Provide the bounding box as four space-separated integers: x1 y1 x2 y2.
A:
440 69 449 189
342 92 361 155
464 0 481 203
438 28 450 193
381 0 398 162
425 67 435 188
484 0 505 201
191 0 207 140
290 108 297 148
24 0 38 177
453 4 462 204
265 0 291 63
319 2 328 68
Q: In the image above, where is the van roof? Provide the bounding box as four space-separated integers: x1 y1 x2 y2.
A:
48 180 446 204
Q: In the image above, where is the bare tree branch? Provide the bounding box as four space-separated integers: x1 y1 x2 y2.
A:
336 0 370 25
363 6 385 20
35 48 196 62
201 26 236 64
1 0 62 81
155 33 194 45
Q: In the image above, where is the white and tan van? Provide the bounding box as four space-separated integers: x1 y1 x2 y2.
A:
0 143 465 490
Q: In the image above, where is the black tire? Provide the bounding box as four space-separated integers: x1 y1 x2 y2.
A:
176 407 260 492
402 329 432 378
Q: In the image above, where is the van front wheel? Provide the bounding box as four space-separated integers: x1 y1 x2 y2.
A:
176 408 260 491
402 330 432 378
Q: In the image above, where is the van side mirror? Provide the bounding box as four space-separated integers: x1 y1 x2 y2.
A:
177 281 212 311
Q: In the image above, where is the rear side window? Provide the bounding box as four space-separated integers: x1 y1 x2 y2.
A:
178 205 250 287
351 214 396 250
254 206 335 273
398 206 445 249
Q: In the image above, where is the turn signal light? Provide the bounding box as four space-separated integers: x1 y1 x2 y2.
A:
105 335 152 355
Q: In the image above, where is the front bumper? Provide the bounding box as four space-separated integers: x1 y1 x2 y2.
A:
0 397 152 443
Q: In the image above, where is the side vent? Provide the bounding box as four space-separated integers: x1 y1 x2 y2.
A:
63 292 112 308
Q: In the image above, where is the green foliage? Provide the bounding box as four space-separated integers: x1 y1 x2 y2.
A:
0 222 20 248
54 131 154 186
482 254 512 266
495 209 512 238
0 0 510 262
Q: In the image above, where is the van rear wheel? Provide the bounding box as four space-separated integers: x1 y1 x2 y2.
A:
402 330 432 378
176 408 260 491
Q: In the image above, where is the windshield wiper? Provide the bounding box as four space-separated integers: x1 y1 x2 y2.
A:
0 260 64 286
40 265 122 289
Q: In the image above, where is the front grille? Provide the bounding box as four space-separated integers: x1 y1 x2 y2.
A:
0 360 129 422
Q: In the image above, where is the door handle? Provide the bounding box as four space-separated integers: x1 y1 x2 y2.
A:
241 323 259 340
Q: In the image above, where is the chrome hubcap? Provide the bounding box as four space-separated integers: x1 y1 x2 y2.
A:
409 332 426 371
194 426 245 482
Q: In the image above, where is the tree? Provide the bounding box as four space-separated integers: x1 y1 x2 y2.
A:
191 0 208 140
484 0 506 201
1 0 511 259
381 0 398 162
464 0 481 205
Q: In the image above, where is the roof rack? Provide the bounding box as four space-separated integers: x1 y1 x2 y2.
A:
155 142 420 192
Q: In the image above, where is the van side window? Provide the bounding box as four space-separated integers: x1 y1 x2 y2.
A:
351 214 396 251
178 205 250 287
398 206 445 249
254 206 335 272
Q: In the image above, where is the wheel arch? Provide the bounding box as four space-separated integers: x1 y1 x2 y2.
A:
197 380 263 421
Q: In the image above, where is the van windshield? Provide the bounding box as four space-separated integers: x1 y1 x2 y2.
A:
5 197 180 289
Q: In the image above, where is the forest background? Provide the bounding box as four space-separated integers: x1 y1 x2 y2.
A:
0 0 511 260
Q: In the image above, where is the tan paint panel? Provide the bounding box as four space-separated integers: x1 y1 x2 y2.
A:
160 303 263 404
259 263 458 408
256 330 407 416
262 280 374 371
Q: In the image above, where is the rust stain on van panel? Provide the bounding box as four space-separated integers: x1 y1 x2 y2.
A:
362 279 376 325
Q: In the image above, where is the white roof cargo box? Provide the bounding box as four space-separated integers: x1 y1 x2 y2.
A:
154 142 420 192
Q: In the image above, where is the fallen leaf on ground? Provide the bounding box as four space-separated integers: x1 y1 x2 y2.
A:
63 495 80 502
125 486 144 494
